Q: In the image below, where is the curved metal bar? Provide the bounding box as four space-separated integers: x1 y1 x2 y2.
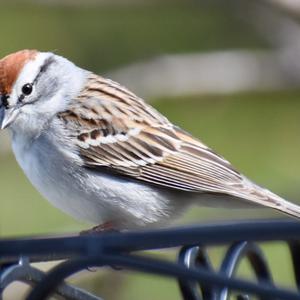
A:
26 252 300 300
178 246 217 300
0 257 101 300
219 241 274 300
2 220 300 263
288 241 300 291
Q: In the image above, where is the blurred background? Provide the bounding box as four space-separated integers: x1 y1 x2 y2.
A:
1 0 300 299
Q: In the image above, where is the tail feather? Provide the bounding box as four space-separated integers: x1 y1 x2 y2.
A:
239 180 300 219
261 189 300 219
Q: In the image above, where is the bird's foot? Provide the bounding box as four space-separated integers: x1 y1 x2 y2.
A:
80 221 118 235
80 221 122 271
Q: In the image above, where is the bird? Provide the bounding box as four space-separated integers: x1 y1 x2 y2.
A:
0 49 299 232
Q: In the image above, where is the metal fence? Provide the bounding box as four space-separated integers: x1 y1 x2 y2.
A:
1 219 300 300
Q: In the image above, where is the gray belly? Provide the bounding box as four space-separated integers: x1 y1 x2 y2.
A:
11 132 185 228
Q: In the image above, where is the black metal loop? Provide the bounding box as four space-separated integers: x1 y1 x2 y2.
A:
219 241 274 300
177 242 276 300
0 257 101 300
178 246 217 300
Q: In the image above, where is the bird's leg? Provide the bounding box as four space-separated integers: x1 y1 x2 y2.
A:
80 221 122 271
80 221 118 235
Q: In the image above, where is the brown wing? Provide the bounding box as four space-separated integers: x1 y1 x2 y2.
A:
58 73 250 195
138 127 247 193
56 73 300 219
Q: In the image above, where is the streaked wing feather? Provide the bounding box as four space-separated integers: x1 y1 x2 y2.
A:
58 74 250 196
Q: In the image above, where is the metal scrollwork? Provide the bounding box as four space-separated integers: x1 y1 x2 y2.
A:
0 257 102 300
178 242 275 300
178 245 217 300
219 241 274 300
0 220 300 300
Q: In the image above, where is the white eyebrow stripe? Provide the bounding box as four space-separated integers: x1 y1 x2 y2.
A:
10 52 52 104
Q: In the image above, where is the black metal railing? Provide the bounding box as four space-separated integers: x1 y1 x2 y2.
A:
1 219 300 300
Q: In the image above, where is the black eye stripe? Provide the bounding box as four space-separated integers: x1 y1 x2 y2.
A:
18 94 25 102
32 56 56 85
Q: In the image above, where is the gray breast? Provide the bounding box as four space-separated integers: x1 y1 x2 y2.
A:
11 129 186 228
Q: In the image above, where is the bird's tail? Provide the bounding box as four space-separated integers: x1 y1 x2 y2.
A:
239 180 300 219
260 189 300 219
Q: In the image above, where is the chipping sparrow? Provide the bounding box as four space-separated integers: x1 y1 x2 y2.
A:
0 49 299 231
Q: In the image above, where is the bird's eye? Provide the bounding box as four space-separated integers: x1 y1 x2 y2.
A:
22 83 33 96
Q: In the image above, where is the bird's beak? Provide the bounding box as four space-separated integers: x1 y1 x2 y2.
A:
0 106 18 129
